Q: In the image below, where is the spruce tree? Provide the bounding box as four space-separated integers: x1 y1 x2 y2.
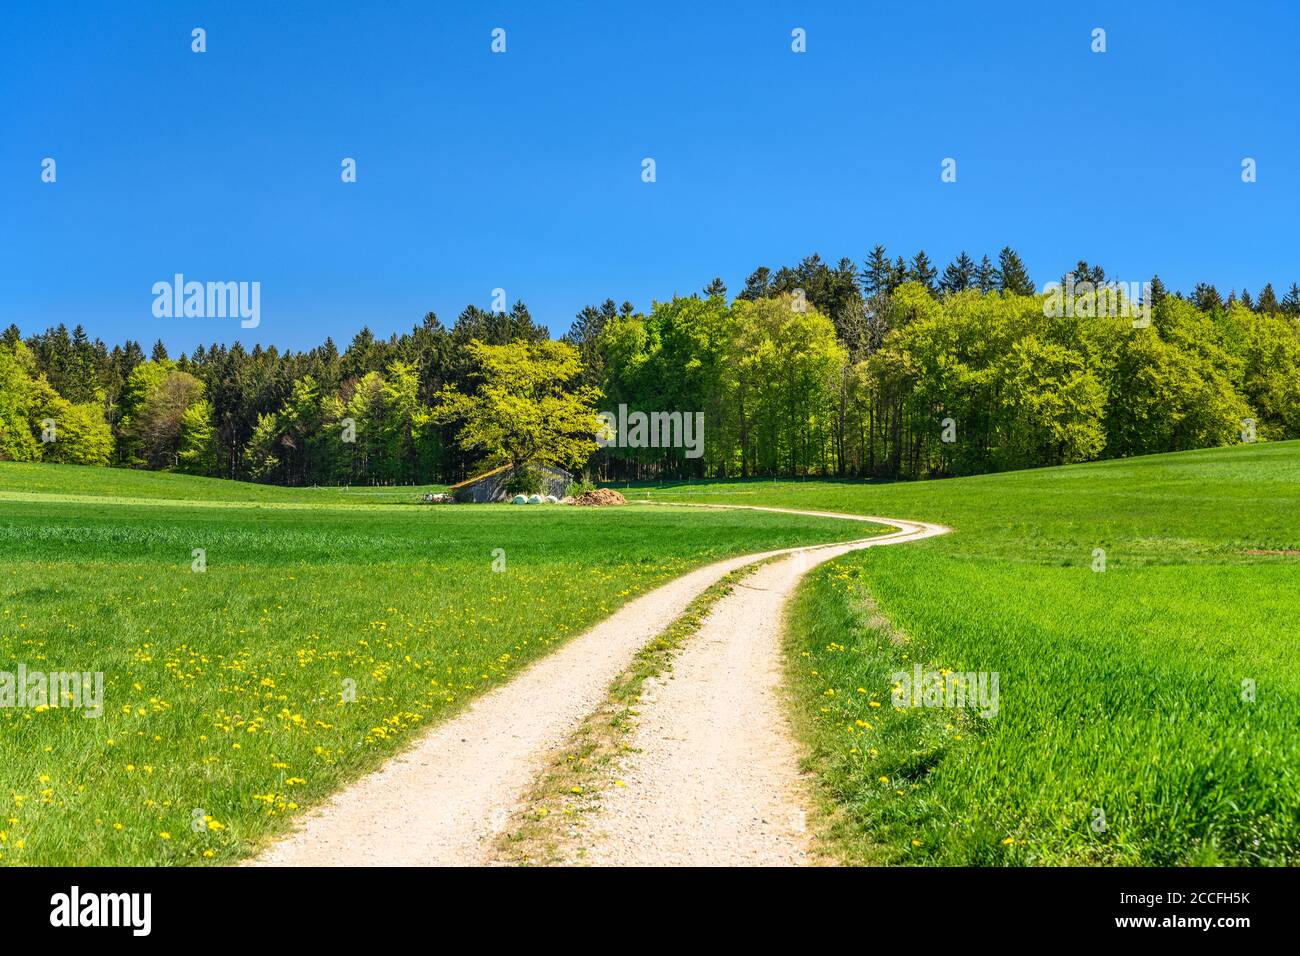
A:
861 245 893 297
975 255 997 292
1148 275 1167 306
997 247 1034 295
1257 282 1280 313
1060 260 1102 290
892 256 909 292
1067 260 1093 288
702 277 727 299
1281 283 1300 315
909 251 938 296
941 251 975 294
1192 283 1222 312
739 267 771 300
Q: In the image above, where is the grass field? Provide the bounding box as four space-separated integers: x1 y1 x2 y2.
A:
0 462 866 866
628 441 1300 865
0 461 445 506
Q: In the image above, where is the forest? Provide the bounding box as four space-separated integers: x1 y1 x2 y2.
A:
3 245 1299 484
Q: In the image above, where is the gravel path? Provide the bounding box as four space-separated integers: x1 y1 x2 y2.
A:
582 520 947 866
252 507 946 867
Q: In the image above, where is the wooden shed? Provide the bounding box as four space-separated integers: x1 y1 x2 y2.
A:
448 464 574 503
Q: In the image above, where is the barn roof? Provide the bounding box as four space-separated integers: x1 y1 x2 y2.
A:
447 464 511 491
447 463 572 491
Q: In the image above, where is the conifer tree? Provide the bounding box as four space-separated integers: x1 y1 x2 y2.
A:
738 267 772 300
909 251 939 296
997 247 1034 295
1281 283 1300 315
1148 275 1168 307
1257 282 1280 313
1192 283 1223 312
861 245 894 297
941 251 975 294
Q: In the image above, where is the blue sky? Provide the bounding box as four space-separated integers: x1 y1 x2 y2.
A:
3 0 1298 353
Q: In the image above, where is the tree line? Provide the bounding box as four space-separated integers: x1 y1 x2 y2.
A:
3 246 1299 484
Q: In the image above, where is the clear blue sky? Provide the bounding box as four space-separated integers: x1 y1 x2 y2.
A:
3 0 1297 353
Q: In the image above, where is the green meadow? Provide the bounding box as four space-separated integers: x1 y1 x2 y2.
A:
628 441 1300 865
0 462 860 865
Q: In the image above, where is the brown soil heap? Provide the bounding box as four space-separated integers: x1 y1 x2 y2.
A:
571 488 628 507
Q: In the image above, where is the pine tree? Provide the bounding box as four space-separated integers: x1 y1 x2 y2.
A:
739 267 772 300
825 257 864 326
507 300 548 342
151 339 169 362
997 247 1034 295
564 304 607 348
63 325 100 404
1240 289 1253 310
1066 260 1105 288
975 255 997 293
1282 283 1300 315
861 245 893 296
343 326 381 379
909 251 938 296
1192 284 1222 312
940 252 975 295
1148 275 1167 307
1256 282 1280 313
702 277 727 299
892 256 909 292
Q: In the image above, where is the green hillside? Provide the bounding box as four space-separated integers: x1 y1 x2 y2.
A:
0 463 864 865
631 442 1300 865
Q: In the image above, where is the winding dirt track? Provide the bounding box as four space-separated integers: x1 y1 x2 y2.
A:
252 505 947 867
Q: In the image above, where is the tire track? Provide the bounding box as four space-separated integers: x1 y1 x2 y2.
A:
252 508 946 866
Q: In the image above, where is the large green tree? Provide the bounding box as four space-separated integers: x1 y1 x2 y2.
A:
433 339 601 475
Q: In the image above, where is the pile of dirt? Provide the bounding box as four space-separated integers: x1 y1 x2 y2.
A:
571 488 627 507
